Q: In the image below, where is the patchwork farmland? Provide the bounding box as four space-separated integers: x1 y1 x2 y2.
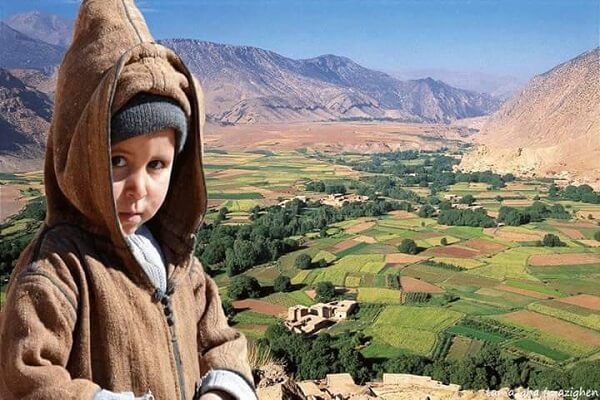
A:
2 145 599 375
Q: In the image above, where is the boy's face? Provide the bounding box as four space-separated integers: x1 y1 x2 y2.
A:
111 129 176 235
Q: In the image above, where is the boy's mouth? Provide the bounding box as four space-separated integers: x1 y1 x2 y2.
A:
119 212 142 223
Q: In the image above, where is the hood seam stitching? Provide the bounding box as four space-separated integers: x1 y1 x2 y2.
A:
121 0 143 44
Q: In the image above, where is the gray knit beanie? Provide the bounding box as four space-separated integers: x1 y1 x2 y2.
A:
111 93 188 154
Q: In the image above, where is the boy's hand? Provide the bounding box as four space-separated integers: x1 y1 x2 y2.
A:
199 391 233 400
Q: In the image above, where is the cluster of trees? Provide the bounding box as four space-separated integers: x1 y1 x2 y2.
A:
263 325 371 383
422 260 465 271
437 208 496 228
262 325 600 391
196 198 407 275
404 292 431 304
549 184 600 204
383 345 599 391
228 274 292 300
498 202 570 226
305 180 347 195
353 176 422 204
350 152 513 192
417 204 436 218
0 197 46 275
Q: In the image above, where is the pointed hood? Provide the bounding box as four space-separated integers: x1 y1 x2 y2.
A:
45 0 207 272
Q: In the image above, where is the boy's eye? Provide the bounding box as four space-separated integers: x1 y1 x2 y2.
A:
111 156 126 168
148 160 165 170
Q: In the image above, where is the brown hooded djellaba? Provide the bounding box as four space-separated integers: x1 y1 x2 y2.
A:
0 1 253 399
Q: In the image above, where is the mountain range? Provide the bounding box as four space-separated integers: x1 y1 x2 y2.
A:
160 39 501 124
0 11 500 125
0 10 596 188
459 48 600 188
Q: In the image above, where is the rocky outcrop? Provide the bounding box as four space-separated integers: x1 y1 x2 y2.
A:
256 372 562 400
459 48 600 189
0 69 52 171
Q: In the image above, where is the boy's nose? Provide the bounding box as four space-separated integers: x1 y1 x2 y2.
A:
126 171 148 200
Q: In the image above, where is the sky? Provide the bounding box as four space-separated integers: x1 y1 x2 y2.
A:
0 0 598 80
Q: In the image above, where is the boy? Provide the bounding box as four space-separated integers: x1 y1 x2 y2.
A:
0 1 257 399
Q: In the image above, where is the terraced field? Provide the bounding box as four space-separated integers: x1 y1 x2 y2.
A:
3 149 599 369
365 306 463 356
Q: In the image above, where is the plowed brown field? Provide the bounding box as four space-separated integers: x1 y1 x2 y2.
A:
558 294 600 311
529 253 600 266
502 310 600 346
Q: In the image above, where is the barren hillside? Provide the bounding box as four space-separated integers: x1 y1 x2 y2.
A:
460 48 600 189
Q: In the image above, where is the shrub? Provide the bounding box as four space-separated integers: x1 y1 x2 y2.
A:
316 281 336 302
274 275 292 292
228 276 261 300
541 233 566 247
398 239 419 255
295 253 313 269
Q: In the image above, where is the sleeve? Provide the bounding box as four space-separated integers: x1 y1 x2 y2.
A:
190 258 257 399
0 256 101 400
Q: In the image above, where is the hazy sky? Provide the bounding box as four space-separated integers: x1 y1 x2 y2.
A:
1 0 598 79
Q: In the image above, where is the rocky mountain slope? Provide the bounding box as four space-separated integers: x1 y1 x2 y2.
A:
4 10 73 47
160 39 500 124
0 22 65 70
459 48 600 188
0 69 52 165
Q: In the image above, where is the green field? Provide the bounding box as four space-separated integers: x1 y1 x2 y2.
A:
357 288 401 303
446 336 483 361
365 306 463 356
512 339 571 362
4 149 600 368
447 325 508 343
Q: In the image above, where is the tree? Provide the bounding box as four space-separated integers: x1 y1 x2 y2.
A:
498 206 529 226
225 239 259 276
228 276 261 300
594 231 600 241
440 237 448 246
216 207 229 223
398 239 419 255
221 299 236 319
418 204 436 218
316 281 336 302
274 275 292 292
295 253 312 269
569 361 600 390
460 194 475 205
541 233 565 247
